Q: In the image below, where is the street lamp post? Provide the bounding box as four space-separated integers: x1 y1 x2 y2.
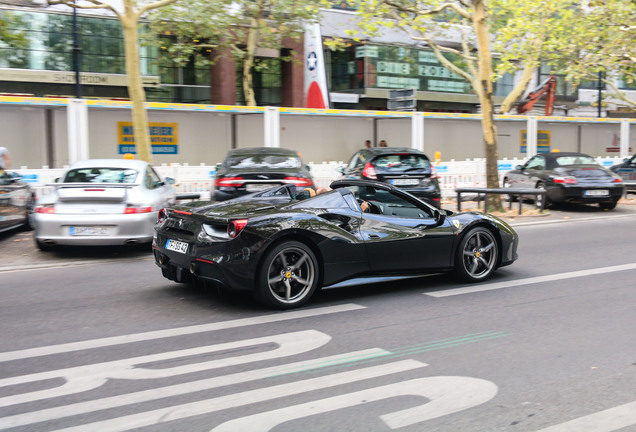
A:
72 0 81 98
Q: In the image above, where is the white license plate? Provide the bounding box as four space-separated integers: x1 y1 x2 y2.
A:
391 179 420 186
246 183 277 192
165 239 189 254
584 189 609 197
68 226 114 236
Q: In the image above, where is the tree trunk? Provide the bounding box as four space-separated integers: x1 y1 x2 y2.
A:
243 23 257 106
121 3 152 163
472 0 502 212
242 0 262 107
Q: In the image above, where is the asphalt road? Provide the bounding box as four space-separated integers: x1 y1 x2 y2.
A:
1 201 635 431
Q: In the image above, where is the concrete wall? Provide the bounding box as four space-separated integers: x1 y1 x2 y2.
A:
2 101 634 170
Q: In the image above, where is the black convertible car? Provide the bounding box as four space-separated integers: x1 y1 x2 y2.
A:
502 152 625 209
153 179 518 309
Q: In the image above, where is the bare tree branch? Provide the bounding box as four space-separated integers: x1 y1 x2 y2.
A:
384 0 471 20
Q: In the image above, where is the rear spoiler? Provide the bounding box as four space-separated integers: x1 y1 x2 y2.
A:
47 182 140 188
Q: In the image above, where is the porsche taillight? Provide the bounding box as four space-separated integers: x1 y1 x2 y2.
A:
215 177 244 187
228 219 248 238
34 205 55 214
124 206 153 214
553 176 577 184
362 162 377 179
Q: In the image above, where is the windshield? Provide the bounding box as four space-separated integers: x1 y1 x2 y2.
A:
226 154 302 169
63 167 138 183
372 154 430 172
555 155 597 166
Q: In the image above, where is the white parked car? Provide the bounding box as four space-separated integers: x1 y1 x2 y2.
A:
34 159 176 250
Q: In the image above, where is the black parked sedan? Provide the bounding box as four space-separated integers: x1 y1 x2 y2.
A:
338 147 442 207
153 179 518 309
0 171 35 234
502 152 624 210
212 147 314 201
609 155 636 193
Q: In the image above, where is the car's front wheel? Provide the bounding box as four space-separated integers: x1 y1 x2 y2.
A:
257 241 319 309
455 227 498 282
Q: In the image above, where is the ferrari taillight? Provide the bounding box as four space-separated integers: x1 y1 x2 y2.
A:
157 208 167 223
284 176 313 187
215 177 245 187
613 177 623 183
228 219 248 238
35 205 55 214
362 162 377 179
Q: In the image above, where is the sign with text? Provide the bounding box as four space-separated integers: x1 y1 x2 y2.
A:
118 122 178 155
520 130 551 153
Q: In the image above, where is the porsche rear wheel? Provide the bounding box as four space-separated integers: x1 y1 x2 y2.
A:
257 241 319 309
455 227 498 282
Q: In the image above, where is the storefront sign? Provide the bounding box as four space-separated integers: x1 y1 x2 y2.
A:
117 122 178 155
0 69 159 87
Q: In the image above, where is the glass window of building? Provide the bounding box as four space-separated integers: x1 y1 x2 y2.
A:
235 57 282 106
0 10 157 76
328 44 472 94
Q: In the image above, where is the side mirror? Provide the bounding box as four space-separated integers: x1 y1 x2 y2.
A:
165 176 176 185
336 166 344 174
516 165 523 170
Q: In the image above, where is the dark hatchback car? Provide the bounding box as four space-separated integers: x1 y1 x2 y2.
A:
609 154 636 193
502 152 624 210
338 147 441 207
0 171 35 234
212 147 314 201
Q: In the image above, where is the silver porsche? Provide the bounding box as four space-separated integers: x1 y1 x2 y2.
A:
34 159 176 250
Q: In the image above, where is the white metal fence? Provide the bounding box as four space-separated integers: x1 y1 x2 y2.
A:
16 156 625 200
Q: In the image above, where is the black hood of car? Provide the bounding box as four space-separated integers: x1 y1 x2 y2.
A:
218 166 311 179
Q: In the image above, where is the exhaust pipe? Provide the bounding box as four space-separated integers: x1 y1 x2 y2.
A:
189 262 197 275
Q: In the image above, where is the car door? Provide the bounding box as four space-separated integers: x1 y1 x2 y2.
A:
0 173 28 231
341 152 367 179
146 166 176 207
516 155 546 188
357 188 455 273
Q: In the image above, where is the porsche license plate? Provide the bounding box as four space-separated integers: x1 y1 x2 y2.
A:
165 239 189 254
391 178 419 186
584 189 609 197
69 226 114 236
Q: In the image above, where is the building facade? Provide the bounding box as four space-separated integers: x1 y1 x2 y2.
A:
0 4 634 116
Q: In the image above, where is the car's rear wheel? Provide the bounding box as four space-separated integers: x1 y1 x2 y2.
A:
35 238 54 252
455 227 498 282
257 241 318 309
599 200 618 210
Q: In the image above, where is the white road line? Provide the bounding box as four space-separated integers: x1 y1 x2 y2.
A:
425 263 636 298
535 401 636 432
0 303 365 362
510 212 636 227
52 360 425 432
0 348 391 429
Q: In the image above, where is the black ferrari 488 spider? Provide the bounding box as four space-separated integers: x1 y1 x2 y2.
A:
153 179 518 308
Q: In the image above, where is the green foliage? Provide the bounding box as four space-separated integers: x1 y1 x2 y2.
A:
148 0 326 71
0 11 29 68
